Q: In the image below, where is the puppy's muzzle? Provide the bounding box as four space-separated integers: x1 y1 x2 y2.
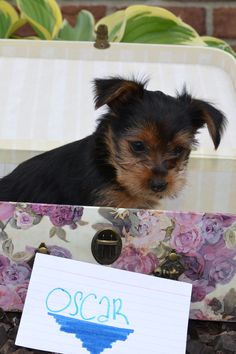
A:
150 179 168 193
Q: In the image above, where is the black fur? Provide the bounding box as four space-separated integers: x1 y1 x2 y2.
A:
0 77 227 206
0 135 115 205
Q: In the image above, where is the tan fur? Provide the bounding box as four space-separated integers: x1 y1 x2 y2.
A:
97 125 192 208
170 131 194 149
107 82 142 106
202 111 217 146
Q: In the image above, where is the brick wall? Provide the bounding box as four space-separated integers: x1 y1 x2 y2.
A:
59 0 236 51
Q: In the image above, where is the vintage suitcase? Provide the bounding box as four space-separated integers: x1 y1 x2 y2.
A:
0 201 236 322
0 40 236 352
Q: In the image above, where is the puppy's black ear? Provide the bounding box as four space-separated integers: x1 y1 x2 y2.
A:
179 91 227 149
93 77 147 110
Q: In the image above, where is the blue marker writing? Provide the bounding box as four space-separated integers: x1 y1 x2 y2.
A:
45 288 130 326
46 288 72 313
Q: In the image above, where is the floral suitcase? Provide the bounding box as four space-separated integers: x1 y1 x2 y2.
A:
1 202 236 354
0 201 236 323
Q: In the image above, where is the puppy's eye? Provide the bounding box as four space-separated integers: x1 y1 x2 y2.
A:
130 141 146 152
173 146 185 156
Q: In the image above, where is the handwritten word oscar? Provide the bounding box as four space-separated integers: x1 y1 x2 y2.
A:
45 288 130 326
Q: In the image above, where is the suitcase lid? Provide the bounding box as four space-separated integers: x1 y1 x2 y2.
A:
0 40 235 159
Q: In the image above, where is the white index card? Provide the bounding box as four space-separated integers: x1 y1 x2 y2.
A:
16 253 192 354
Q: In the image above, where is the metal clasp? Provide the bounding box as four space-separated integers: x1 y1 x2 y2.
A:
27 242 50 268
94 24 110 49
153 250 185 280
91 229 122 265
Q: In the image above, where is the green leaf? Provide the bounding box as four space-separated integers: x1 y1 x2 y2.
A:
0 12 12 38
33 215 42 225
12 251 31 262
0 230 8 241
10 217 19 229
78 220 89 226
96 9 126 42
97 207 117 221
122 15 203 45
16 0 62 39
0 0 19 38
97 5 204 45
164 220 175 241
56 227 68 242
2 238 14 256
58 10 95 41
91 223 112 231
201 36 236 59
49 226 57 237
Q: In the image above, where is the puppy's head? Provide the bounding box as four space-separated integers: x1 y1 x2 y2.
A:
94 77 227 205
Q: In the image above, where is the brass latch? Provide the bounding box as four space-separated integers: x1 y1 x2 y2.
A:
27 242 50 268
91 229 122 265
153 250 185 280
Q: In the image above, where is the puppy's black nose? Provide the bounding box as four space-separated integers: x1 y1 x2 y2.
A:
150 180 168 192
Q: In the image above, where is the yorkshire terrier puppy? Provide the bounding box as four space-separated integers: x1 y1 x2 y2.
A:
0 77 226 208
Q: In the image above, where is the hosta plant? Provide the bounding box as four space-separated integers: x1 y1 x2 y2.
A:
96 5 236 58
0 0 95 41
0 2 235 59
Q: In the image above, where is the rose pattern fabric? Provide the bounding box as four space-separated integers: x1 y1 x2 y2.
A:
0 202 236 321
0 254 31 311
49 206 83 227
171 227 204 253
14 210 35 229
47 245 72 258
209 257 236 285
105 208 236 320
113 245 158 274
0 254 10 270
181 252 205 281
31 203 84 228
0 203 15 220
200 214 236 245
0 245 72 311
0 284 23 311
1 263 31 285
